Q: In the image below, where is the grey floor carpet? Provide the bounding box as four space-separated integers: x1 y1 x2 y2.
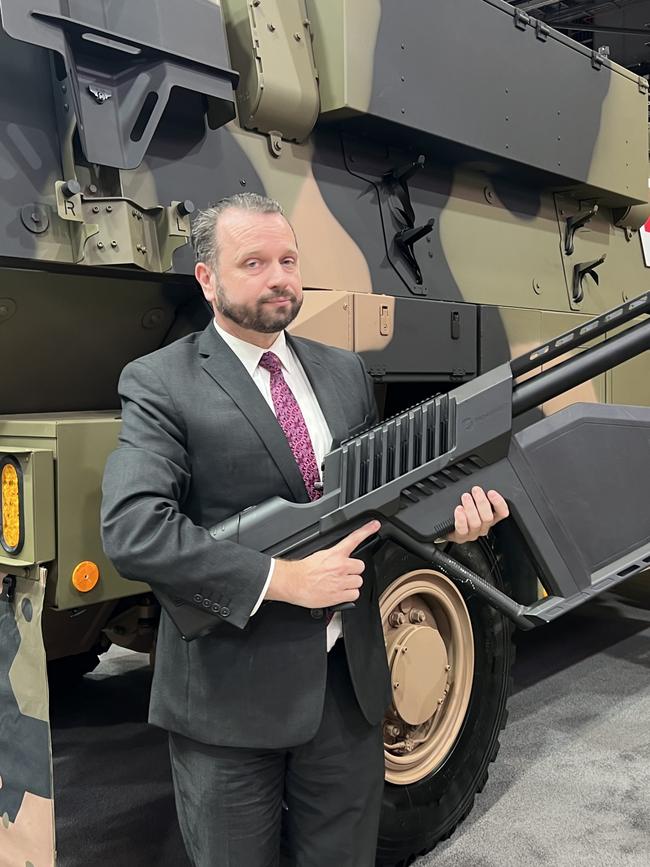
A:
51 576 650 866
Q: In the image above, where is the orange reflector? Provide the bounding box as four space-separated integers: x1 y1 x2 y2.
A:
1 457 23 554
72 561 100 593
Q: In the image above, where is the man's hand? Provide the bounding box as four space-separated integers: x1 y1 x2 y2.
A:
445 486 509 544
268 520 380 609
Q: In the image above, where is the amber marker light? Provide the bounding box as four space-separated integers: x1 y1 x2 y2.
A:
72 561 100 593
1 456 23 554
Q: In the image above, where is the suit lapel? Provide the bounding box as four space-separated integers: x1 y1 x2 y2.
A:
199 325 309 503
287 335 349 450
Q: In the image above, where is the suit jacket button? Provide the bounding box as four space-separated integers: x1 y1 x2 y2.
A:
193 594 202 603
212 603 221 614
310 608 323 620
202 599 211 608
220 606 230 618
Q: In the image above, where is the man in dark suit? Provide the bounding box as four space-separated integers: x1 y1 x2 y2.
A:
101 193 508 866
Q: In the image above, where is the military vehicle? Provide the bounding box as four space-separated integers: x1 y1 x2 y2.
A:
0 1 648 865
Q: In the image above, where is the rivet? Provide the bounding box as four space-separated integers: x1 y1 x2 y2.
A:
63 103 69 112
61 84 67 93
92 206 100 213
393 682 400 689
97 241 104 249
445 664 451 671
401 646 408 653
106 205 112 212
110 240 118 248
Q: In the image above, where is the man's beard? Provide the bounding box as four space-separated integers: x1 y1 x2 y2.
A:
215 284 302 333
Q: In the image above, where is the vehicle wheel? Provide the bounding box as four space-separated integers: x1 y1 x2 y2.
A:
374 538 514 866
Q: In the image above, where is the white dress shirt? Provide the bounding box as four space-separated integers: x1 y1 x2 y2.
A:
214 320 342 650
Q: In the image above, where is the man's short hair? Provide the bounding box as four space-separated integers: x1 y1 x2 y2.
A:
191 192 287 269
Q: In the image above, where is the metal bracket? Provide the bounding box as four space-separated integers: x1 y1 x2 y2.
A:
564 204 599 255
382 155 435 287
0 1 238 169
572 253 606 304
638 76 649 95
54 182 194 271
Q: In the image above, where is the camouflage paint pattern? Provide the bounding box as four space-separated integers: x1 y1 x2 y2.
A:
0 1 648 862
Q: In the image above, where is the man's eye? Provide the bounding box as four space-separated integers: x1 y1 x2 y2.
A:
245 260 260 269
283 258 296 266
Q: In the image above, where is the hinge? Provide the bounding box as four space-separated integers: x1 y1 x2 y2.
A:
638 76 649 95
368 366 386 379
514 10 529 30
535 20 550 42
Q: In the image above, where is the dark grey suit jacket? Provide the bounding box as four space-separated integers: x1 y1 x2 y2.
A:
101 323 391 748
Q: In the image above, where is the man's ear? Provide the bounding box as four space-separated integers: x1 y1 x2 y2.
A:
195 262 215 301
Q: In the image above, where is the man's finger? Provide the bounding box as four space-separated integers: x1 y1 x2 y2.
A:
461 492 482 531
471 486 494 525
346 558 366 575
487 490 509 521
334 520 381 555
453 505 468 537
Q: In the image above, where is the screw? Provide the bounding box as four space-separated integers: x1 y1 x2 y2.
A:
272 139 282 152
92 206 99 213
401 646 408 654
132 209 138 217
268 22 275 31
63 103 69 112
393 682 400 689
61 84 67 93
294 32 301 41
240 178 247 187
445 664 451 671
30 212 40 224
253 0 260 5
140 245 147 253
97 241 104 249
110 240 118 248
88 184 98 194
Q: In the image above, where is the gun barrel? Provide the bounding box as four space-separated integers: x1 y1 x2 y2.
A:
510 292 649 377
511 317 650 417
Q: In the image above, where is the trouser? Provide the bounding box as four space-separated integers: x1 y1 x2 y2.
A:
168 639 385 867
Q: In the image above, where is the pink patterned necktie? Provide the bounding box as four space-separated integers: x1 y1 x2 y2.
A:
259 351 322 501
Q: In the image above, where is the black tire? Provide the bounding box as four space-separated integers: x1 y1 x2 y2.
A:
374 538 514 867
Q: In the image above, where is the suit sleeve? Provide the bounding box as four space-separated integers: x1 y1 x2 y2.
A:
100 359 272 630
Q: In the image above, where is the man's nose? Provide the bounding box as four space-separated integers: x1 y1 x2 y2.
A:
266 261 287 289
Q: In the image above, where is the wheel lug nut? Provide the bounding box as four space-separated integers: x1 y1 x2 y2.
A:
389 612 405 627
409 609 426 623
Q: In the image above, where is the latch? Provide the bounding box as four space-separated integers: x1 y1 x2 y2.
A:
451 311 461 341
572 253 606 304
591 49 605 70
564 204 599 255
514 10 530 30
379 304 391 337
535 20 550 41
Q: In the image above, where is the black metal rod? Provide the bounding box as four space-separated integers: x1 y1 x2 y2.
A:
512 317 650 417
511 292 650 378
380 524 535 629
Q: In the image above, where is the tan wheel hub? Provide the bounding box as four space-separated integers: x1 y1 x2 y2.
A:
380 569 475 784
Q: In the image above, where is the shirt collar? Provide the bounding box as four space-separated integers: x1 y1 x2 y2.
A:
213 320 293 377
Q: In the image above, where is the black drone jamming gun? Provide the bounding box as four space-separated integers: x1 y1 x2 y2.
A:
158 293 650 641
